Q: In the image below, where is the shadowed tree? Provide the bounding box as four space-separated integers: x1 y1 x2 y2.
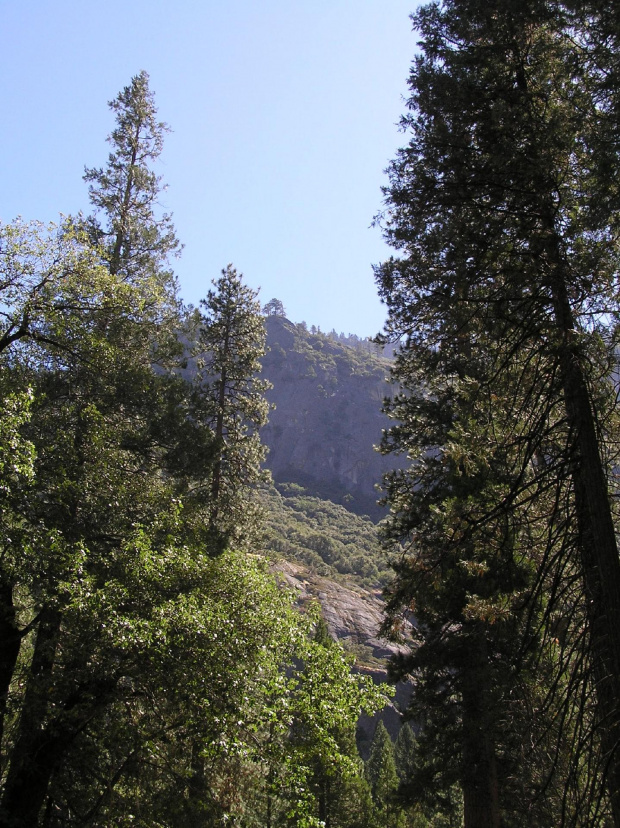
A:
376 0 620 824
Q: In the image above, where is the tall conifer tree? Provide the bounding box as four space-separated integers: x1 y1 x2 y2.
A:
0 73 193 828
366 721 402 827
195 264 271 550
83 70 180 286
377 1 620 823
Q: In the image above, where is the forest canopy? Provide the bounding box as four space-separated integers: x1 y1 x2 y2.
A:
4 0 620 824
0 72 387 828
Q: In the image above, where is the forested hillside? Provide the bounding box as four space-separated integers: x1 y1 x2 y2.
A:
261 483 387 585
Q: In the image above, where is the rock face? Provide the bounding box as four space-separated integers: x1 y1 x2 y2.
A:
260 316 398 520
274 559 403 662
260 318 413 741
273 559 414 748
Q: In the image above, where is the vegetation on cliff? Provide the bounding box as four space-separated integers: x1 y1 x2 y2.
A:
5 1 620 823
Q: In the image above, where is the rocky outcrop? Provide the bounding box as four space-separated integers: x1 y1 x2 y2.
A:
273 559 414 748
260 316 398 520
260 321 413 739
274 559 405 662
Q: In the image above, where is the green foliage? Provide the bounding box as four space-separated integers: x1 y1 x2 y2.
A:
260 482 390 587
195 264 271 550
83 70 180 284
0 75 391 828
376 0 620 824
0 74 209 825
394 722 417 787
291 326 388 383
263 297 286 317
0 224 194 825
365 722 400 819
267 608 387 828
55 553 318 826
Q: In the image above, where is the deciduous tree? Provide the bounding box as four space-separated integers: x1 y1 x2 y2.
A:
0 74 205 828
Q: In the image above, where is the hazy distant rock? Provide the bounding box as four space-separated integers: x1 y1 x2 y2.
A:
260 316 398 520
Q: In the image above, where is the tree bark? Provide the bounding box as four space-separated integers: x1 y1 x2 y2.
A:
208 315 230 542
545 225 620 824
109 122 140 278
317 776 331 828
0 617 118 828
0 607 62 828
460 635 501 828
0 580 23 752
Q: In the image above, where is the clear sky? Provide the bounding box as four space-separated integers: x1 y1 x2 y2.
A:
2 1 418 336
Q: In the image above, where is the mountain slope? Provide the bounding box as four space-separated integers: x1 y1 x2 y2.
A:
260 315 396 520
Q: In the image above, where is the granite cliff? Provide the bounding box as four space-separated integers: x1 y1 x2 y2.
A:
260 315 397 520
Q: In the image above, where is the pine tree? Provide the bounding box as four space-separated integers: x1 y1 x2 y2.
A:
262 297 286 317
195 264 271 550
365 721 402 827
376 0 620 823
0 75 195 827
83 70 180 287
394 722 417 788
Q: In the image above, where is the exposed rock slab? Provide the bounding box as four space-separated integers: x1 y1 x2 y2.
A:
261 316 398 519
273 560 414 748
274 559 405 661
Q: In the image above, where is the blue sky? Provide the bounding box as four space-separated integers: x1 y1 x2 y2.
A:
2 1 418 336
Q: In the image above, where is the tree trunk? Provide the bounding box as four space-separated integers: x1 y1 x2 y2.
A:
0 619 118 828
0 580 23 751
109 122 140 278
545 225 620 824
0 726 76 828
317 776 331 828
0 607 62 828
209 317 230 541
460 636 500 828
